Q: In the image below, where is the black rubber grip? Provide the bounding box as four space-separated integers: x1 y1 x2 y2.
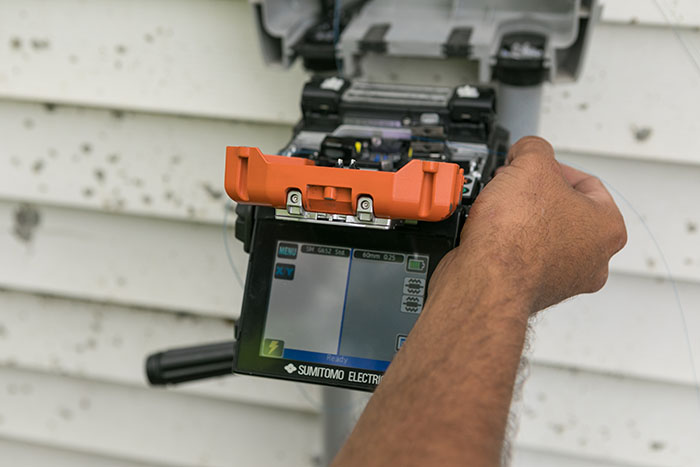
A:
146 341 235 386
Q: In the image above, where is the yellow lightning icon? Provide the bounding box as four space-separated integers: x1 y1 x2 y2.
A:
268 340 279 354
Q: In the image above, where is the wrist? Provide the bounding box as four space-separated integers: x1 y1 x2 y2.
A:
429 245 536 320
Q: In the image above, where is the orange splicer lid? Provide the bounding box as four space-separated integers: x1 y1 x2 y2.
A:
224 146 464 222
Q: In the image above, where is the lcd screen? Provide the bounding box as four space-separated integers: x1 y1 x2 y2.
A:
260 241 429 372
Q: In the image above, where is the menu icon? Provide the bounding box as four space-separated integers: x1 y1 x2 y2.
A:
278 242 299 259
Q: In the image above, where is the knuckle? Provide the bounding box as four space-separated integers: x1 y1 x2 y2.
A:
579 175 604 193
590 176 604 188
516 135 552 148
608 212 628 252
513 136 554 157
616 222 628 249
588 267 609 293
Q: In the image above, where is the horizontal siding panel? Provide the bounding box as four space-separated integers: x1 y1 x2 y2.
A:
602 0 700 28
2 274 699 398
513 446 639 467
0 0 308 124
0 100 290 224
541 24 700 166
0 289 318 413
0 199 248 317
0 437 168 467
0 366 319 467
532 272 700 388
558 151 700 285
2 362 697 467
0 2 697 165
516 364 700 467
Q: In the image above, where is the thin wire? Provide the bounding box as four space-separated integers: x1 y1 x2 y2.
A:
651 0 700 74
608 186 700 414
561 159 700 414
333 0 343 73
629 0 700 412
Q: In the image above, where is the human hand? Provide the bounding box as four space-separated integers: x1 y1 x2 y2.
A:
431 136 627 314
335 137 614 467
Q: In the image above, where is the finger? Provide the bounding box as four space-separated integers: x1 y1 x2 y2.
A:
506 136 555 165
558 163 595 188
574 176 614 203
558 163 616 203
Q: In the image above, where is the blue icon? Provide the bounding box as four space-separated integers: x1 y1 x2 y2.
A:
274 263 295 280
278 243 298 259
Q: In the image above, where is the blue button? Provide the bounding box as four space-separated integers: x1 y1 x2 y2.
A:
274 263 295 280
277 243 298 259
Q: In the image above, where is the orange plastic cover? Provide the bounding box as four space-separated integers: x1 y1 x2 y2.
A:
224 146 464 222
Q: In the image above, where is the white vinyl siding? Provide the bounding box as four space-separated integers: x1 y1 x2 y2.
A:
1 0 699 465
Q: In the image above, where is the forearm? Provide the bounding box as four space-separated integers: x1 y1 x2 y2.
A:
333 251 531 467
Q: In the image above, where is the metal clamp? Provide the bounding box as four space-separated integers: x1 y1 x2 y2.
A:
356 196 374 223
277 191 393 229
286 190 304 216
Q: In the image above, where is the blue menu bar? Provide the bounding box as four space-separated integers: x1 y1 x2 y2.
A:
283 348 390 372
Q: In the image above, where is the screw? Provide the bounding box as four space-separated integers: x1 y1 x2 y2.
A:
360 199 370 210
290 193 299 204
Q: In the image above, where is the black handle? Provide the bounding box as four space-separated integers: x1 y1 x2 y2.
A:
146 341 235 386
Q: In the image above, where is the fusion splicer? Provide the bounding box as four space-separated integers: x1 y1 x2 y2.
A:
227 79 506 391
224 0 598 392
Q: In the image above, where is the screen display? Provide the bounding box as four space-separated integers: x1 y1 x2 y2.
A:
259 241 429 372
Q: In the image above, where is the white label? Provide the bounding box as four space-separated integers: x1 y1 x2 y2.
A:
321 76 345 91
297 364 345 380
456 85 479 98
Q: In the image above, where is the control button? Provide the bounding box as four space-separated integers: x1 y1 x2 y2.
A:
277 242 298 259
262 338 284 358
274 263 296 280
403 277 426 296
406 256 427 273
401 294 424 314
395 334 408 351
